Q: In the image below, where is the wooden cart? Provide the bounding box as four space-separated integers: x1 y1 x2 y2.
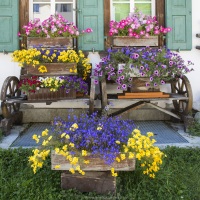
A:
98 75 193 129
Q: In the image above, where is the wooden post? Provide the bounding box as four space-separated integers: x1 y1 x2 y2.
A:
89 76 96 114
100 77 108 110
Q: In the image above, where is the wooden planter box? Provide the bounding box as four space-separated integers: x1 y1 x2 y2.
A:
23 63 77 76
51 151 135 194
131 77 160 92
27 88 76 100
27 37 74 49
51 151 135 171
112 36 158 47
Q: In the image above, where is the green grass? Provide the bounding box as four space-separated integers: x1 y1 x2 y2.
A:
1 147 200 200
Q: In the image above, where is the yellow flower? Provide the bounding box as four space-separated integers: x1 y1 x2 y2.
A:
38 65 47 73
61 133 66 138
97 126 102 131
69 168 75 174
82 150 87 156
65 134 70 139
62 145 68 151
32 134 40 143
42 129 49 136
55 148 60 153
54 165 60 169
69 143 75 148
120 153 126 160
115 140 120 144
48 136 52 141
147 132 154 137
83 160 90 164
42 140 48 146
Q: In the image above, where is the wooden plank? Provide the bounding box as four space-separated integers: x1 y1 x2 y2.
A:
156 0 165 47
125 92 164 96
108 101 147 117
100 77 108 110
51 151 135 171
24 63 77 76
118 93 170 99
61 171 116 194
146 103 180 119
27 37 73 49
113 36 158 47
89 76 96 114
19 0 29 49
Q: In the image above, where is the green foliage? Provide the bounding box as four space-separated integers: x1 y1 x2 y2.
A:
0 128 3 141
188 120 200 136
0 147 200 200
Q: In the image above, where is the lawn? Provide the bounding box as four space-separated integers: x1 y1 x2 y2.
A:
1 147 200 200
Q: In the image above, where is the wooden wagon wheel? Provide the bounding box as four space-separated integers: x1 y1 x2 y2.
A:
1 76 21 119
171 75 193 115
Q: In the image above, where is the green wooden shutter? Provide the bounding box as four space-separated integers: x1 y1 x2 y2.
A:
77 0 104 51
165 0 192 50
0 0 19 52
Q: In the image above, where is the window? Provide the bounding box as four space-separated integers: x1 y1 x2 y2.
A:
111 0 155 21
29 0 75 23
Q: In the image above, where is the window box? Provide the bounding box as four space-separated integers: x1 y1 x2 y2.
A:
27 37 74 49
27 88 76 100
23 63 77 76
112 36 159 47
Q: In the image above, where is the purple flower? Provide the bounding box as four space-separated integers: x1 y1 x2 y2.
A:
94 80 99 85
160 80 165 84
154 70 159 76
122 84 127 89
146 82 150 87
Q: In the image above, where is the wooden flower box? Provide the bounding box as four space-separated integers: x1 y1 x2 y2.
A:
27 88 76 101
51 151 135 171
112 36 159 47
23 63 77 76
131 77 160 92
51 151 135 194
27 37 74 49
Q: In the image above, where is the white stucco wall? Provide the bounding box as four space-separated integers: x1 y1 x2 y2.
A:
0 53 21 93
0 0 200 110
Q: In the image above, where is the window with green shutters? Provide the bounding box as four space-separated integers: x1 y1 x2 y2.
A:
165 0 192 51
0 0 19 52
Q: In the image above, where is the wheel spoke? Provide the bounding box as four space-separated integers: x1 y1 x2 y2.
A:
171 76 193 115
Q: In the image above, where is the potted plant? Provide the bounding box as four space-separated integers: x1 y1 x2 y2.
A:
18 14 93 48
18 75 89 100
109 9 171 47
28 111 164 193
12 48 91 80
94 46 194 91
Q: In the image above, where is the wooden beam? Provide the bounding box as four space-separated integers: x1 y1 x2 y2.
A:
108 101 147 117
146 103 180 119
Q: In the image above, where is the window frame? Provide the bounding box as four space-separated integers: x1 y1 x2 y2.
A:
110 0 156 21
29 0 76 24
